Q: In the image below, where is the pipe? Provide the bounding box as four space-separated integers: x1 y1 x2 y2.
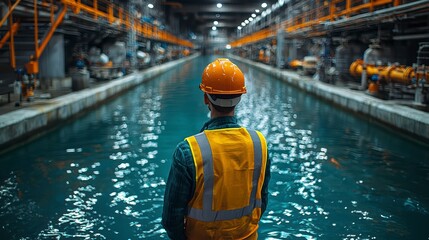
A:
349 59 424 84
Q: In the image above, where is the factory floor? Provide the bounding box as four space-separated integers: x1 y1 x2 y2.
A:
0 79 100 116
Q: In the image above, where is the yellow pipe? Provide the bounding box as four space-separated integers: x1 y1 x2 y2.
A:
350 59 417 84
289 59 303 69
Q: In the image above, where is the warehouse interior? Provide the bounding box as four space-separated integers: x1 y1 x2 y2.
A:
1 1 429 239
0 0 428 109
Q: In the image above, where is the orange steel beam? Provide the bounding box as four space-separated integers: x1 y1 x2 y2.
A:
118 7 123 25
35 6 67 59
0 0 21 27
108 3 113 23
0 22 19 49
8 0 16 69
93 0 98 20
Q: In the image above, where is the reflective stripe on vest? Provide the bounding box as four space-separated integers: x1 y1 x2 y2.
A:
188 129 262 222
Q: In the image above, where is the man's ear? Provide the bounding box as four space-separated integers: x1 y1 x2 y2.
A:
204 93 212 111
204 93 209 105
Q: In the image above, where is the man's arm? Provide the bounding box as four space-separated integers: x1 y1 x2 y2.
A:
261 150 271 215
162 142 195 240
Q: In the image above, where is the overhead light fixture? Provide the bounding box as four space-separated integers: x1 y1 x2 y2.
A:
249 17 254 21
255 9 260 13
212 26 217 30
261 3 268 8
241 22 246 26
237 26 242 30
251 13 256 17
217 3 222 8
148 3 154 9
244 20 249 24
214 21 219 25
226 44 231 49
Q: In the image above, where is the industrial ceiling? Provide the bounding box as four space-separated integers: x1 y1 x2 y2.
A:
166 0 278 36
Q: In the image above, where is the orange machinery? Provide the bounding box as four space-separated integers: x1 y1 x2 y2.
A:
349 59 429 94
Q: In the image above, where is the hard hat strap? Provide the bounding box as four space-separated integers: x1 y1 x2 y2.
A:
207 94 241 107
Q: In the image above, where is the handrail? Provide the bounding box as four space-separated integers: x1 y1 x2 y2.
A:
60 0 193 47
231 0 399 48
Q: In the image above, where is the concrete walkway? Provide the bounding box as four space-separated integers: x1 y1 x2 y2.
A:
229 54 429 142
0 54 199 150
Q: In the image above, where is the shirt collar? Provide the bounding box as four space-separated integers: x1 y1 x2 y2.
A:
200 116 239 132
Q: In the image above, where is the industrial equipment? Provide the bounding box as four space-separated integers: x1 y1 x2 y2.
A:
350 59 428 102
88 42 126 80
302 56 318 75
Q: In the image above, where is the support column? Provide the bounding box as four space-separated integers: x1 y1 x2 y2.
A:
276 28 285 68
127 2 137 70
39 33 65 90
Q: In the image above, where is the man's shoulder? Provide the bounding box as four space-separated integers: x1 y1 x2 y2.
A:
173 140 194 166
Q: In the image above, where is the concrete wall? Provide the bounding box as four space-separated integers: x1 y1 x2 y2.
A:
0 54 199 150
229 54 429 141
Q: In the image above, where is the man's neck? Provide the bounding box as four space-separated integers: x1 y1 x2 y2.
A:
210 110 234 119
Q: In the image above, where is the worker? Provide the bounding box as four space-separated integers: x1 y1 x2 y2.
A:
162 58 271 239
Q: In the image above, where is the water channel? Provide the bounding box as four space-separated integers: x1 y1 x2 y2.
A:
1 56 428 239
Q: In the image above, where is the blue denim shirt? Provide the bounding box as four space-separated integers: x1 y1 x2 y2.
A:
162 116 271 240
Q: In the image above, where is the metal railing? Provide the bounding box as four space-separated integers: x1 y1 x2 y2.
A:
0 0 193 73
230 0 401 48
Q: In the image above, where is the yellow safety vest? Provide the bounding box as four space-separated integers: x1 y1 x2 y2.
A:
184 127 268 240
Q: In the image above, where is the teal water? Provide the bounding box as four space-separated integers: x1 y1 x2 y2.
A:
1 56 429 239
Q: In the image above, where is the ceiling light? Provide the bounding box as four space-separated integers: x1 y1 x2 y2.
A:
267 9 271 14
261 3 268 8
251 13 256 17
249 17 254 21
212 26 217 30
148 3 154 9
244 20 249 24
214 21 219 25
255 9 260 13
226 44 231 49
217 3 222 8
237 26 242 30
241 22 245 26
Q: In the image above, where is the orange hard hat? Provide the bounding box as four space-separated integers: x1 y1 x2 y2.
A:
200 58 246 95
